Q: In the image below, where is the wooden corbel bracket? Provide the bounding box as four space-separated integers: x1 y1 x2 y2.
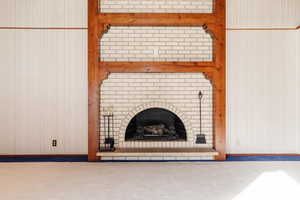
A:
98 63 111 85
202 24 218 40
203 71 215 88
98 23 111 39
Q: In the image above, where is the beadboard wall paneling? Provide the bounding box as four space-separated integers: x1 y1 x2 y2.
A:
0 0 87 28
298 30 300 153
0 30 16 154
0 0 16 27
1 0 300 155
227 30 299 154
227 0 300 28
0 30 88 154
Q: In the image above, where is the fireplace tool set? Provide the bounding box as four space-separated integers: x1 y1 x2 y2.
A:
196 91 207 144
100 106 115 152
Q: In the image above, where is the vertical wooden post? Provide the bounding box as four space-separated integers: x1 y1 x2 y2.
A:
88 0 100 161
214 0 226 160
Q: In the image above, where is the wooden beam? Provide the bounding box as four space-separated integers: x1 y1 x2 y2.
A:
88 0 101 162
213 0 226 160
98 13 217 26
100 62 216 73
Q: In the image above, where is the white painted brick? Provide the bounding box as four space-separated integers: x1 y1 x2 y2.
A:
100 72 213 153
101 26 213 62
100 0 213 13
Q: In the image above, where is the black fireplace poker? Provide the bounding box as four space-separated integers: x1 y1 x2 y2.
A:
196 91 207 144
100 108 115 152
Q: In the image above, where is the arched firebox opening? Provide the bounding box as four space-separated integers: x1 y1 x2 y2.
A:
125 108 187 141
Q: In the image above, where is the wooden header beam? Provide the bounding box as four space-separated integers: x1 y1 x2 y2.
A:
98 13 217 26
101 62 216 72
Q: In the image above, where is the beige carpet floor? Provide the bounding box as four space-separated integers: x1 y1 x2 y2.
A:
1 162 300 200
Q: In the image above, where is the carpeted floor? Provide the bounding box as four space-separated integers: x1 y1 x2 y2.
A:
1 162 300 200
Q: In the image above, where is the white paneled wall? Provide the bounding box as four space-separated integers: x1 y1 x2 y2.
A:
15 30 87 154
226 0 300 153
0 0 87 28
297 30 300 153
0 0 299 155
0 30 88 154
227 0 300 28
227 30 299 153
0 0 88 155
0 30 16 154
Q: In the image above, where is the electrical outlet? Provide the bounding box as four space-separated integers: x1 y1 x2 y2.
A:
52 139 57 147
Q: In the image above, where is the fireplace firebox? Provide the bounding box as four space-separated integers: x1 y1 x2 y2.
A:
125 108 187 141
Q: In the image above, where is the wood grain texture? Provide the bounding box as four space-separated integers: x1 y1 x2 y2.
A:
98 13 217 26
213 0 226 160
101 62 216 73
88 0 100 161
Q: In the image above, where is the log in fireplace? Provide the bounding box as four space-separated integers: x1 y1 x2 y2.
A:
125 108 187 141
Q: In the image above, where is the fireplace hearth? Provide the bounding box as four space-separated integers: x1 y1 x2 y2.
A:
125 108 187 141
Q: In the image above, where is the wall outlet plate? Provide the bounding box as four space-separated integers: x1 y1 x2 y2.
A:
52 139 57 147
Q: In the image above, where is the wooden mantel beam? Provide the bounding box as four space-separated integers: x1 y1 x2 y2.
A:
100 62 216 73
98 13 217 26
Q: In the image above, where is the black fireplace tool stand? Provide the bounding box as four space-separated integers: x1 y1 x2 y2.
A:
100 113 115 152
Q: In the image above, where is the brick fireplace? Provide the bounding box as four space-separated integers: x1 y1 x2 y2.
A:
98 73 214 160
88 0 226 161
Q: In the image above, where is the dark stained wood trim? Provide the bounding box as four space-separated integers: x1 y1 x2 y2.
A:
98 13 217 26
89 0 226 161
